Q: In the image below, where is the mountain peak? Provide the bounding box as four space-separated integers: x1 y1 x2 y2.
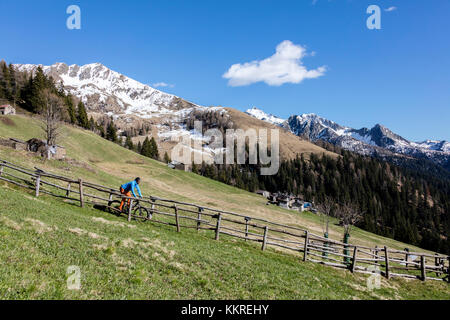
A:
245 107 286 125
246 106 450 165
14 62 201 119
301 113 318 117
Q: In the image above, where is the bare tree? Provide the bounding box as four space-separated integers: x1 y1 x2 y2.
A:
39 89 63 155
336 201 363 236
317 196 335 236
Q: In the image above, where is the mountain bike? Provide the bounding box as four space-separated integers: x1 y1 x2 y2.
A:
107 199 151 221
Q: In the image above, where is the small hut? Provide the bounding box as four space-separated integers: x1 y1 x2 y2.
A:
0 138 27 150
0 105 16 115
256 190 270 198
26 138 66 159
291 199 304 211
167 160 191 172
278 197 290 209
0 137 65 159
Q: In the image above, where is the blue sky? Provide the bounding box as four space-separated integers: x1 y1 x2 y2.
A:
1 0 449 141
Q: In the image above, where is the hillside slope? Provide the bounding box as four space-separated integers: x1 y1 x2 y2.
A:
224 108 337 160
0 114 449 299
2 184 449 299
0 114 442 251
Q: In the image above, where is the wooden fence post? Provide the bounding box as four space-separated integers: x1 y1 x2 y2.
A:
0 163 3 176
447 257 450 283
149 199 155 219
174 205 180 232
78 179 84 208
374 245 379 264
127 199 134 222
262 226 268 251
215 213 222 240
384 246 390 279
303 231 309 262
405 250 409 268
35 174 41 197
420 255 426 281
66 182 71 198
197 207 203 231
434 254 439 277
351 247 358 273
244 217 250 241
108 193 113 207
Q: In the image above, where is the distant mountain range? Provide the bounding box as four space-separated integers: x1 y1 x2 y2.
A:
246 107 450 168
13 62 448 170
14 62 337 163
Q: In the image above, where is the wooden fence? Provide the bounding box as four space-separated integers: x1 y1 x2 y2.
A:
0 158 449 283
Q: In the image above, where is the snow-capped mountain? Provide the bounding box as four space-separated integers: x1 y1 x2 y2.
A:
413 140 450 153
14 62 199 121
14 62 229 163
245 107 286 126
246 108 450 167
12 62 448 168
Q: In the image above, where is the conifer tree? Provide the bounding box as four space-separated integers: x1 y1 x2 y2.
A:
20 76 34 111
29 66 47 113
65 95 77 124
106 118 118 142
8 64 17 104
150 137 159 160
89 116 95 131
0 61 10 101
125 135 134 150
140 137 152 157
0 60 7 100
77 101 89 129
164 152 171 163
97 123 105 138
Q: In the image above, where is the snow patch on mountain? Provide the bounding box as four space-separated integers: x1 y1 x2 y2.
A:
245 107 286 125
246 108 449 166
413 140 450 153
14 62 231 163
14 62 199 118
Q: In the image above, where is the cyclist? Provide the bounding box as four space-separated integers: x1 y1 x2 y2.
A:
119 177 143 212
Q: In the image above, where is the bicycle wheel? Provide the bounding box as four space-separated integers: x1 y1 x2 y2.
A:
107 200 122 215
134 206 149 222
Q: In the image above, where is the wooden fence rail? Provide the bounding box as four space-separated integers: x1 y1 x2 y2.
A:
0 158 449 283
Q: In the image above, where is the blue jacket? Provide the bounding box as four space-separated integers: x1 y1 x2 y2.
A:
121 180 142 198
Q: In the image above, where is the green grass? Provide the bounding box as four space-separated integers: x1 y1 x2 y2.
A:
1 185 449 299
0 114 449 299
0 115 439 253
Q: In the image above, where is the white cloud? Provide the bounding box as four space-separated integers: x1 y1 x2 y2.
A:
223 40 326 87
152 82 174 88
384 6 397 12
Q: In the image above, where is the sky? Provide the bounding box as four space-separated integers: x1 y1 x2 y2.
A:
0 0 449 141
